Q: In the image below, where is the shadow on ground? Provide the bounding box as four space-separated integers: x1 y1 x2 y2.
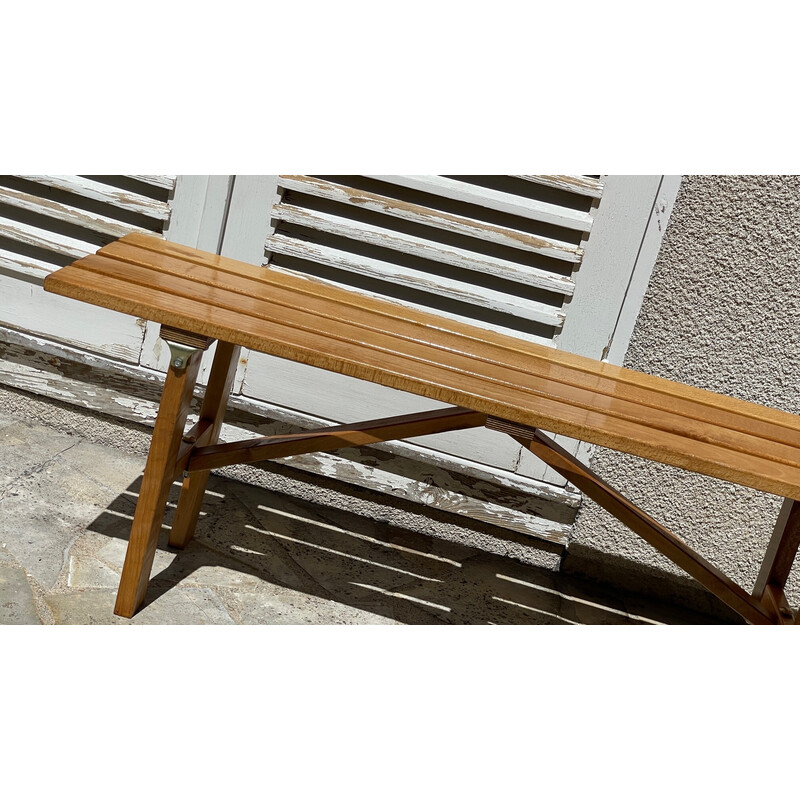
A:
86 472 726 625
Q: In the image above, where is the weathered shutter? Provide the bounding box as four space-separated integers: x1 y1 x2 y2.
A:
0 175 235 383
267 175 598 345
0 175 175 279
239 175 605 480
0 175 175 362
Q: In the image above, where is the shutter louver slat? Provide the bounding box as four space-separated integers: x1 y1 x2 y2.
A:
0 187 150 239
511 175 603 198
0 217 94 260
365 175 594 231
0 248 54 280
125 175 178 190
12 175 172 220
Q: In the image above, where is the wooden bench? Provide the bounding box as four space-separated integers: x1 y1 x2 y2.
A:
43 232 800 624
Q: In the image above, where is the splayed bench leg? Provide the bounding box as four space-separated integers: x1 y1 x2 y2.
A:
114 338 205 619
168 341 241 550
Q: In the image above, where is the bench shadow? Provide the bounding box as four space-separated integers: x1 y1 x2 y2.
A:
86 472 727 625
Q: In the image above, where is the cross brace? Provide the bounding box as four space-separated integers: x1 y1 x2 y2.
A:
186 406 486 472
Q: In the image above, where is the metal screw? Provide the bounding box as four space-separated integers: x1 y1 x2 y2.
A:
173 357 185 368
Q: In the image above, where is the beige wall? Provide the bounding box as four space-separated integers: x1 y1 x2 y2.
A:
568 175 800 615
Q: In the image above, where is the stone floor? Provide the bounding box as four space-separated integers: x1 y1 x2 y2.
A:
0 405 726 625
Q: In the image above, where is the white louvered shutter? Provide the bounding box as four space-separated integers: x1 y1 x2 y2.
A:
230 175 624 483
0 175 176 363
0 175 235 382
267 175 598 345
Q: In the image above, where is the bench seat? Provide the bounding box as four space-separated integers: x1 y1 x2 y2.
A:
45 232 800 503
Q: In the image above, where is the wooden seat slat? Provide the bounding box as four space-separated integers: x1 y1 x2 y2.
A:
46 263 800 500
43 233 800 501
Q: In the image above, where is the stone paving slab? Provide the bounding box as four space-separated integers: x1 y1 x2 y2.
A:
95 537 270 591
0 542 14 564
233 589 399 625
67 552 124 590
0 418 78 495
45 587 235 625
0 423 144 590
0 564 42 624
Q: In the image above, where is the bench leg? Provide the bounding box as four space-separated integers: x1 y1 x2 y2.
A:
114 349 203 618
168 341 241 549
487 418 775 624
752 497 800 623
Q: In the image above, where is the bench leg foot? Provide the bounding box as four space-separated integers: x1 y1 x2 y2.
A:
169 342 241 550
114 351 202 618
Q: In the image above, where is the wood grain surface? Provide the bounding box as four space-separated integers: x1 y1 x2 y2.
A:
44 232 800 501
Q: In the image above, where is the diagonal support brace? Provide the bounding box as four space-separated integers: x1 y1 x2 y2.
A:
486 416 776 625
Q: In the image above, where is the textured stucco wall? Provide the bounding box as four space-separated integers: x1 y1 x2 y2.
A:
568 175 800 610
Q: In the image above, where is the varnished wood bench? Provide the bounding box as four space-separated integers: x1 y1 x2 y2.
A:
43 232 800 624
